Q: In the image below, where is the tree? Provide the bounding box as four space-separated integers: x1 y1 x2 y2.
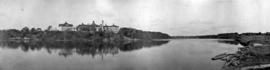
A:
46 26 52 31
36 28 42 32
21 27 30 33
7 29 21 38
31 28 36 33
21 27 30 37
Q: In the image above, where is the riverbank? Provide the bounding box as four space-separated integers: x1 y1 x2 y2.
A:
235 35 270 46
0 27 171 42
172 32 270 46
171 33 239 39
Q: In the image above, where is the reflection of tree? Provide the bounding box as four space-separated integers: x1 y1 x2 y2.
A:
212 42 270 70
119 40 169 52
217 40 239 45
0 40 169 58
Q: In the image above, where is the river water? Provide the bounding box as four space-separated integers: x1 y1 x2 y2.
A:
0 39 242 70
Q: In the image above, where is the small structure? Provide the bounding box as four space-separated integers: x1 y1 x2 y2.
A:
59 21 74 31
96 20 105 32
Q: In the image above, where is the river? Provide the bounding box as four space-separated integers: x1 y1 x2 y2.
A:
0 39 242 70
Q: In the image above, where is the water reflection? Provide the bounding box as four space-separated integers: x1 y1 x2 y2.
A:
0 39 242 70
213 41 270 70
0 40 169 57
217 40 239 45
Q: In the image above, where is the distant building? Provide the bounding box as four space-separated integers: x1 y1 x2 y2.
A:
76 21 100 32
76 20 120 33
103 24 120 33
47 26 59 31
49 27 59 31
59 22 75 31
96 20 105 32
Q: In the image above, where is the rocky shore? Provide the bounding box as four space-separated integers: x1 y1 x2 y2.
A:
212 39 270 70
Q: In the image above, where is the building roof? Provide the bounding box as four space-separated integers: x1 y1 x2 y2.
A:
91 23 99 27
76 20 119 28
81 23 85 25
77 23 100 29
59 22 73 27
111 24 119 27
104 24 109 27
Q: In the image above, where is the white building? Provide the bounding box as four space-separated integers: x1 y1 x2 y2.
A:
103 24 120 33
58 22 75 31
75 20 120 33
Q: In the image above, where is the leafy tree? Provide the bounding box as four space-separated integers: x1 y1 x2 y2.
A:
21 27 30 33
36 28 42 31
118 28 171 39
46 26 52 31
31 28 36 33
21 27 30 37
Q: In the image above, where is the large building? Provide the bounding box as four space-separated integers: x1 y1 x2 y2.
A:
76 20 120 33
76 21 99 32
103 24 120 33
59 22 75 31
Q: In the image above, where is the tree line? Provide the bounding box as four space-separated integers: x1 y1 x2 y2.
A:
0 27 171 41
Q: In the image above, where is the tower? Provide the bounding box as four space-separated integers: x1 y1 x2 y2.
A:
92 21 96 24
100 20 104 31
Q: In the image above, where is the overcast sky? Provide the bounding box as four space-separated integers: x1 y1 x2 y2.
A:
1 0 270 35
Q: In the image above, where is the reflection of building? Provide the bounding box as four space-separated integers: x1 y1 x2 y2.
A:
59 22 75 31
58 49 73 58
76 20 120 33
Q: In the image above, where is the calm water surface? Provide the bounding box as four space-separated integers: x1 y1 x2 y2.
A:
0 39 242 70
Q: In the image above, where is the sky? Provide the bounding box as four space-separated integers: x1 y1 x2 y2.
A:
0 0 270 36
